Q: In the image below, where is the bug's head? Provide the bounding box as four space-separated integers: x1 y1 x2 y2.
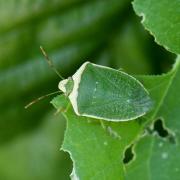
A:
58 77 74 96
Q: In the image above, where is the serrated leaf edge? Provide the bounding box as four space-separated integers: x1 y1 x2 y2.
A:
132 1 178 54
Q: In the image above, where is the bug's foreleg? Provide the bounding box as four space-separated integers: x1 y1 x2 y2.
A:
54 102 71 116
100 119 106 130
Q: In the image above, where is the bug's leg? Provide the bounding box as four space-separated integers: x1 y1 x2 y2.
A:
106 126 121 140
117 67 124 72
100 120 106 130
64 102 71 112
54 108 64 116
54 102 71 116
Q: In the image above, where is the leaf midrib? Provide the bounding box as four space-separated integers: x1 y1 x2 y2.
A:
150 60 180 121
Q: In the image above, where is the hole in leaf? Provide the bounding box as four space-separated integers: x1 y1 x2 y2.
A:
123 144 134 164
153 119 168 137
153 119 177 144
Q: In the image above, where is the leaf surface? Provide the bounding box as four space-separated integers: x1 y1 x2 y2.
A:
133 0 180 54
52 57 180 179
125 57 180 179
52 95 141 179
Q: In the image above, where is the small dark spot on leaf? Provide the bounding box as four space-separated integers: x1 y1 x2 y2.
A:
153 119 168 137
123 144 134 164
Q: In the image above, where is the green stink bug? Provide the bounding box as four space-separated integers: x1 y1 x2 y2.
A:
59 61 152 122
25 47 152 122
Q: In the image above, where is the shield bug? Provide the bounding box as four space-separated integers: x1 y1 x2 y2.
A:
26 47 153 122
58 62 153 122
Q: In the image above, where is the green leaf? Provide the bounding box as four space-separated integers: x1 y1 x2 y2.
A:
52 94 144 179
0 0 132 149
52 95 141 179
132 0 180 54
125 135 180 180
125 57 180 179
2 0 178 179
52 57 180 179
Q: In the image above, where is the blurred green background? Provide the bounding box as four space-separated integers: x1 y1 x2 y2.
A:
0 1 175 180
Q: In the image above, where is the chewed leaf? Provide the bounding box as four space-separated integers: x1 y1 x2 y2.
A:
132 0 180 54
125 58 180 179
68 62 153 121
52 95 141 179
52 58 180 180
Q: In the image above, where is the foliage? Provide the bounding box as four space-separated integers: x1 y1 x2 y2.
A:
52 0 180 179
52 57 180 179
133 0 180 54
0 0 178 180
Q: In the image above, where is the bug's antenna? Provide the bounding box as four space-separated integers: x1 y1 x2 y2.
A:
40 46 64 79
25 91 61 109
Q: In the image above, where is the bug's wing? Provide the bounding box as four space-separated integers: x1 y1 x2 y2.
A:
70 62 152 121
